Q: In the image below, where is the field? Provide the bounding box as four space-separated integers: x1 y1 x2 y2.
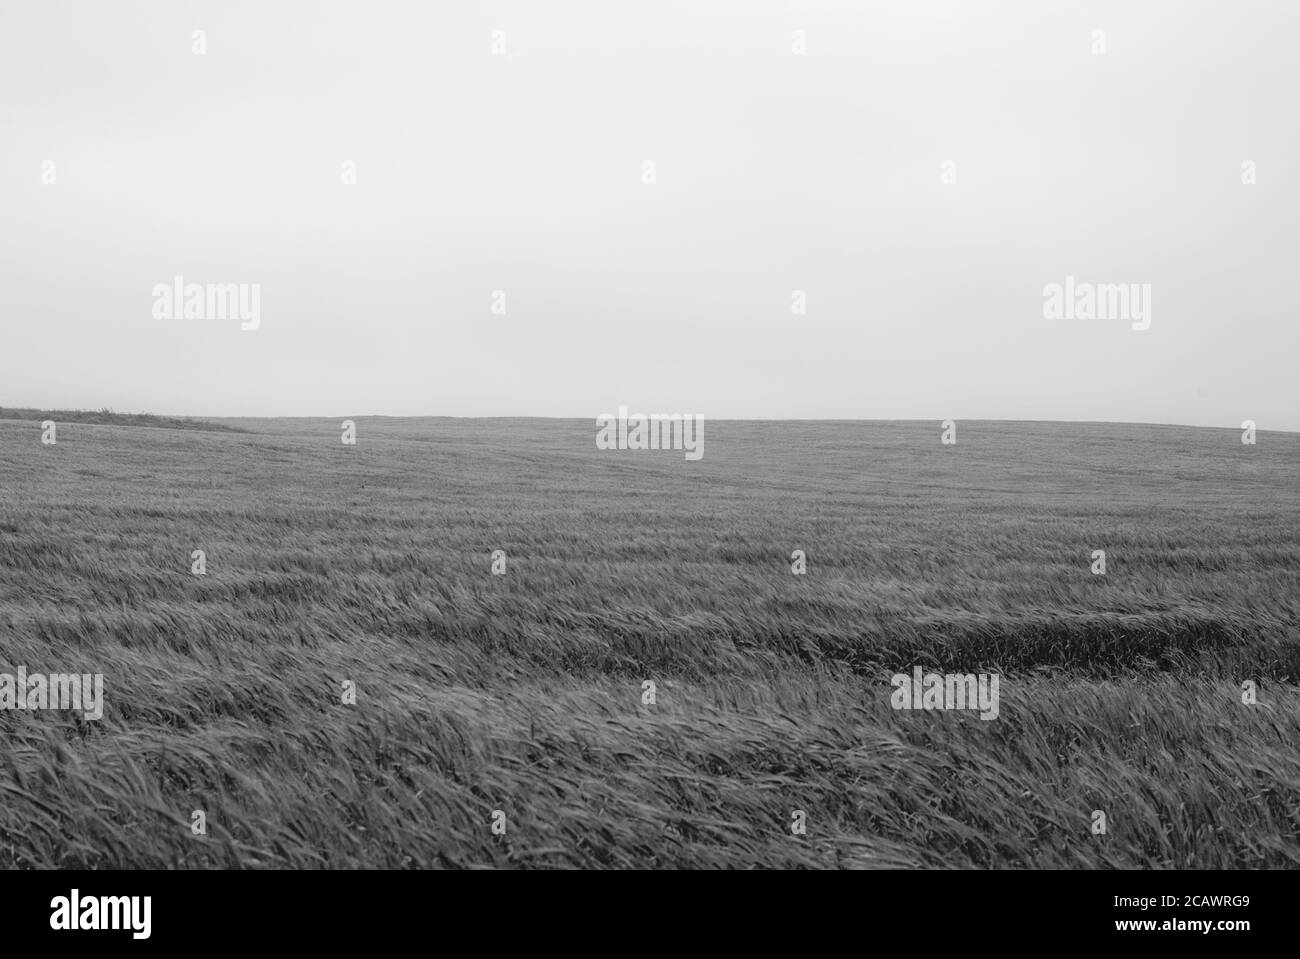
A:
1 413 1297 868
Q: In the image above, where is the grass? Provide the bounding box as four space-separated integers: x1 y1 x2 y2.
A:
0 415 1297 868
0 407 245 433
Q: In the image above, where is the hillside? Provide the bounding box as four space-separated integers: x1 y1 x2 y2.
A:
0 407 245 433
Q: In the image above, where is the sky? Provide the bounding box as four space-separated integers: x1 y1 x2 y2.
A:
1 0 1296 428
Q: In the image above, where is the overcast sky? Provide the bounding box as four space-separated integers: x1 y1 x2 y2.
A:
1 0 1296 428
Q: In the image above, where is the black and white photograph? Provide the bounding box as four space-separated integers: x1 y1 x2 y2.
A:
0 0 1294 944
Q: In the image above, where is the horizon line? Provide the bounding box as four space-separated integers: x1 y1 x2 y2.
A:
2 407 1294 435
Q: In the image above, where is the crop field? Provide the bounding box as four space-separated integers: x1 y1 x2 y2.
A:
0 413 1297 868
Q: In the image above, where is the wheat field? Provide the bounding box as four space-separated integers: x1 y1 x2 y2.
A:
1 412 1297 868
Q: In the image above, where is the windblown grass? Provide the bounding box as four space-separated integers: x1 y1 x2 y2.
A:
0 417 1296 868
0 407 245 433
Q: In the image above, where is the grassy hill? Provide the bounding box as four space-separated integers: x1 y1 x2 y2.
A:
0 406 245 433
0 417 1296 867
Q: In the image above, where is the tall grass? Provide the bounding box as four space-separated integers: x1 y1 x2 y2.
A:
0 407 244 433
0 416 1296 867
